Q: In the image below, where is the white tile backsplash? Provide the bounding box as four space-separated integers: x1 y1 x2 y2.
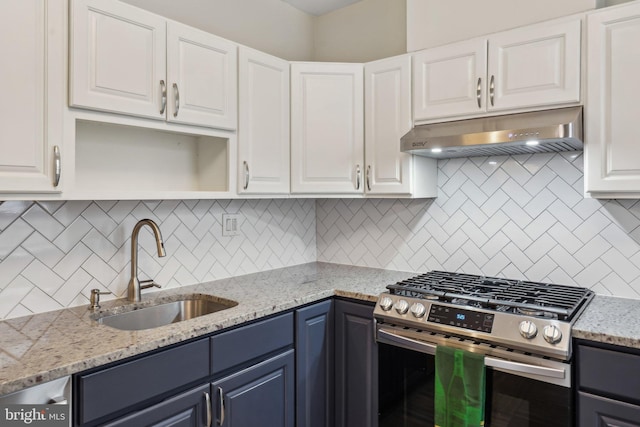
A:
0 199 316 320
317 152 640 299
4 150 640 320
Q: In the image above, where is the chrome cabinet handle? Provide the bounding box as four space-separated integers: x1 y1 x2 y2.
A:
160 80 167 115
366 165 371 191
217 387 225 426
243 161 250 190
377 328 566 380
204 392 212 427
476 77 482 109
53 146 61 187
489 75 495 107
355 165 361 190
173 83 180 117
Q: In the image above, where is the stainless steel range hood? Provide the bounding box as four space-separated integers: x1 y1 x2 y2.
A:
401 107 583 159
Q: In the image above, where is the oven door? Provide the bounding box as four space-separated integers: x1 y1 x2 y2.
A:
377 326 573 427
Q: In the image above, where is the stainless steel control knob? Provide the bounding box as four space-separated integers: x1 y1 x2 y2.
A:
518 320 538 339
542 325 562 344
379 296 393 311
410 303 426 318
395 299 409 315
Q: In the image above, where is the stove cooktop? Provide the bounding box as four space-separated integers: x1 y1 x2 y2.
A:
374 271 595 360
386 270 593 321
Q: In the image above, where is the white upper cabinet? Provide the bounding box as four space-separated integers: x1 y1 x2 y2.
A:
70 0 237 130
413 16 582 122
291 63 364 194
585 2 640 197
487 19 581 112
365 55 436 197
0 0 64 194
413 39 487 121
238 47 290 195
70 0 166 120
167 22 237 130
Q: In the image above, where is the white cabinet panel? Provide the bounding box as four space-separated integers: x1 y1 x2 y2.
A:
585 2 640 197
291 63 364 194
413 39 487 120
238 47 290 194
413 17 581 123
366 55 437 198
167 22 237 130
0 0 63 193
488 19 581 112
70 0 166 119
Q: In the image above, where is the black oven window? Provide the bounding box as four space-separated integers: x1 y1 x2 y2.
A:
378 343 573 427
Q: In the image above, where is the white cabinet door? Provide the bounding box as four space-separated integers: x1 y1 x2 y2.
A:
365 56 413 195
291 63 364 194
0 0 63 193
70 0 166 119
167 22 237 130
487 19 581 112
585 2 640 197
238 47 290 194
413 38 487 121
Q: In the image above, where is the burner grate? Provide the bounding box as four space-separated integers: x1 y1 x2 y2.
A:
387 271 594 321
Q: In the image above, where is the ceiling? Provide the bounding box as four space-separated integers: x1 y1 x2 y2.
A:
281 0 364 16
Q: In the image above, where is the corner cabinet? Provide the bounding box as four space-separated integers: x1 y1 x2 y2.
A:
237 47 290 195
413 16 581 122
291 62 364 195
0 0 65 194
296 300 334 427
577 341 640 426
365 55 437 197
334 299 378 427
70 0 237 130
585 1 640 198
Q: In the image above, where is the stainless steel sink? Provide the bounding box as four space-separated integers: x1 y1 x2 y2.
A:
96 296 238 331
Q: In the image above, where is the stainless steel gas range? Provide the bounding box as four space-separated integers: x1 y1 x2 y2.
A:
374 270 594 427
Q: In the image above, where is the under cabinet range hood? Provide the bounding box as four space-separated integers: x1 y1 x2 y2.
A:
401 107 583 159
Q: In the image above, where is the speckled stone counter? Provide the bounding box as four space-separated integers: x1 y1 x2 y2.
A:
0 262 415 396
573 295 640 349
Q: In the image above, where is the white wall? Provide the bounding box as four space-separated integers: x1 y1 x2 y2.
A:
313 0 406 62
407 0 597 51
122 0 315 61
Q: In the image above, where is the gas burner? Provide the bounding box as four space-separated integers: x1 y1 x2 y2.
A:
516 307 557 319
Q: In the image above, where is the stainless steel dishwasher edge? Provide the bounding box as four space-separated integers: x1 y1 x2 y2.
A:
0 376 71 426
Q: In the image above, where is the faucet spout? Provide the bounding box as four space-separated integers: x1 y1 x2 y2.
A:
127 219 166 302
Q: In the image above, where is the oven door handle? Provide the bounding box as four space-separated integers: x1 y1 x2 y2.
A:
377 328 566 380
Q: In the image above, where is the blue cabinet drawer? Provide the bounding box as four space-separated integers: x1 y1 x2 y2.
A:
211 312 293 375
76 338 210 425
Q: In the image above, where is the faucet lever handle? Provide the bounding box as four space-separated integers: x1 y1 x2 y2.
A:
139 280 162 290
89 289 112 310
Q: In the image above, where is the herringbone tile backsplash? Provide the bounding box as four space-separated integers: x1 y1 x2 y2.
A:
318 152 640 299
0 199 316 320
3 151 640 320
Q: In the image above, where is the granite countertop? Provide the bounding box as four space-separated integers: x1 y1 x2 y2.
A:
2 262 639 397
572 294 640 349
0 262 415 396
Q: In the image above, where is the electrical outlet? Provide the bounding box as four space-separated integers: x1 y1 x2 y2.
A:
222 213 240 236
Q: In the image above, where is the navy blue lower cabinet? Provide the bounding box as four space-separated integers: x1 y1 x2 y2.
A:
579 392 640 427
211 349 295 427
102 384 210 427
334 299 378 427
577 342 640 426
296 300 334 427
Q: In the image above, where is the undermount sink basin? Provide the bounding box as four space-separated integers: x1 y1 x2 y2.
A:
96 295 238 331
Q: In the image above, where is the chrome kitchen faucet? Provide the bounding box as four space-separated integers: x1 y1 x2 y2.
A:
127 219 166 302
